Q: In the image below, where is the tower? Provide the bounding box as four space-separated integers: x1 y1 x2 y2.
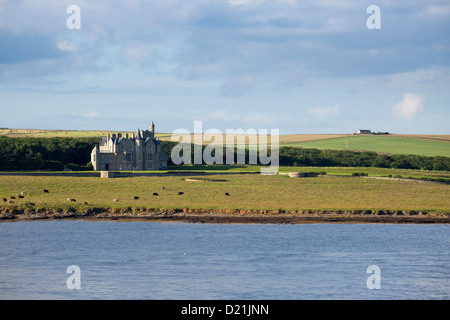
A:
135 128 143 170
149 121 155 134
91 146 99 170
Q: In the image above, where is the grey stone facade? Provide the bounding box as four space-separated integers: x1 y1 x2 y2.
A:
91 121 168 171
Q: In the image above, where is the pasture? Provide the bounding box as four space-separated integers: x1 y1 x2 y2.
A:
1 173 449 214
2 128 449 157
285 135 450 157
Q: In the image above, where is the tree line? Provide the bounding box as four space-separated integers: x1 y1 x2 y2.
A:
0 136 98 171
0 136 449 171
278 146 450 171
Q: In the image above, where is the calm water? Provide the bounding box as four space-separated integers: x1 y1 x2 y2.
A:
0 221 448 300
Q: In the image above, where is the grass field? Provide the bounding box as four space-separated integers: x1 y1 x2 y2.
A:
160 165 450 182
285 135 450 157
1 173 449 213
0 128 170 139
2 165 449 182
2 128 449 157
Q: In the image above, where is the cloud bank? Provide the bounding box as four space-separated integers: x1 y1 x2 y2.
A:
0 1 449 133
393 93 424 121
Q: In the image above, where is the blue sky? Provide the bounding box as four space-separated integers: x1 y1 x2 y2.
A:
0 0 449 134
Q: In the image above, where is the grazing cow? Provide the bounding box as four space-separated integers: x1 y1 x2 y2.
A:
20 191 26 196
82 201 88 205
18 195 24 199
44 190 49 193
153 193 159 196
225 192 230 196
113 198 119 202
67 198 76 202
162 187 165 190
2 198 7 202
8 200 14 204
10 196 16 199
178 192 184 195
134 196 140 200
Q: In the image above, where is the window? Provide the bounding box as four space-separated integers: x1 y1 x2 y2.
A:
147 153 153 161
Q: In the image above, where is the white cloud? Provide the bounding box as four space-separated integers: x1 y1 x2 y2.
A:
205 109 287 126
123 43 154 61
393 93 424 121
227 0 265 6
208 109 228 120
57 40 77 52
420 5 450 19
84 111 101 118
310 105 340 119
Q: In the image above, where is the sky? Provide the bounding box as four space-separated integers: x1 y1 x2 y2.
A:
0 0 449 134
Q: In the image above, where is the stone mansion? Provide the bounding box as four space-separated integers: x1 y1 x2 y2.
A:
91 121 168 171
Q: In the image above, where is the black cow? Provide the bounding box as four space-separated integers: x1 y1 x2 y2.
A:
178 192 184 195
153 193 159 196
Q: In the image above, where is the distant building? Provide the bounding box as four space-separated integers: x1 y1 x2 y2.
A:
353 129 372 135
352 129 390 135
91 121 168 171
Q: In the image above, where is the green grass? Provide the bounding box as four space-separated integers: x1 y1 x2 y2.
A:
164 165 450 182
2 165 449 182
284 135 450 157
1 173 449 213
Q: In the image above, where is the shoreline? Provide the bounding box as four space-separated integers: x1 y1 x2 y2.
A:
1 209 449 224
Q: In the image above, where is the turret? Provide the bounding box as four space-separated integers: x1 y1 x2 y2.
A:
91 146 99 170
149 121 155 133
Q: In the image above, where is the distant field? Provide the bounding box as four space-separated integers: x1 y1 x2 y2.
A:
1 174 449 213
285 135 450 157
0 128 170 139
163 164 450 180
2 129 449 157
2 165 449 182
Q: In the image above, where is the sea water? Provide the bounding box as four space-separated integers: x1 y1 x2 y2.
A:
0 221 448 299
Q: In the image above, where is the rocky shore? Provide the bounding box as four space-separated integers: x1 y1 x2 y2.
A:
1 207 449 224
